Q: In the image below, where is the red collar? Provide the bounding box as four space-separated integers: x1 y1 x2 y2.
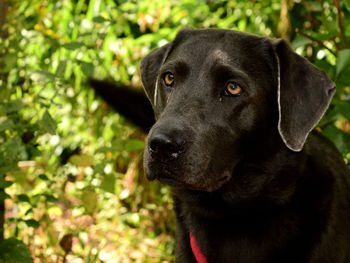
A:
190 230 208 263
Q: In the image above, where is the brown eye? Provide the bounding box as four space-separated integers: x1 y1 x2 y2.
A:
163 72 174 86
224 82 243 96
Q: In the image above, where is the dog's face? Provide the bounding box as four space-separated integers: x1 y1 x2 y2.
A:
141 29 335 192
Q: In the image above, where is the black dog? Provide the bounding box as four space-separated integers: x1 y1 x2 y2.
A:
91 29 350 262
139 29 350 262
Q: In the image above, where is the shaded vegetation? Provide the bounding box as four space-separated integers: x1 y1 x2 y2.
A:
0 0 349 262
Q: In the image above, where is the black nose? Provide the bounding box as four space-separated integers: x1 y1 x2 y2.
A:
149 133 184 159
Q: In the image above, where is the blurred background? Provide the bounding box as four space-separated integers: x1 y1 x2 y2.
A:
0 0 349 262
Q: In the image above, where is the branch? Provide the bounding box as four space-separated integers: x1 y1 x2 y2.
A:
0 188 4 243
305 15 322 28
0 0 8 39
333 0 347 48
320 0 331 32
296 29 337 56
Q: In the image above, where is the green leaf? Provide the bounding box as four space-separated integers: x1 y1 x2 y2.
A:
323 125 350 153
333 99 350 119
336 49 350 77
3 99 24 113
3 53 17 72
0 238 33 263
344 0 350 11
93 16 108 23
43 194 58 202
81 191 98 215
55 60 67 77
291 35 310 49
101 173 116 194
25 208 33 216
0 176 13 188
24 219 40 228
17 194 30 203
38 174 49 181
30 70 55 82
124 139 145 151
0 118 14 132
0 191 11 200
12 171 26 186
81 62 94 76
69 154 95 166
41 110 57 134
62 41 84 50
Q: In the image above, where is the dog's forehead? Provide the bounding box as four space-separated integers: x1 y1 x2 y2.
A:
168 31 265 67
210 49 232 63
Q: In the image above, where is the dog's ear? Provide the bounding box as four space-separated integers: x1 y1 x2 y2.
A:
273 39 336 152
140 43 171 117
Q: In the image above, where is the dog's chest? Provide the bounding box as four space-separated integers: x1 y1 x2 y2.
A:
183 209 320 263
186 214 278 262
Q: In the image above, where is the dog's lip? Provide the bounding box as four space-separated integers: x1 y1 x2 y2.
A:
149 173 231 192
157 176 184 188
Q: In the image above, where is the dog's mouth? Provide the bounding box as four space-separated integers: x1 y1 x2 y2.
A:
149 173 231 192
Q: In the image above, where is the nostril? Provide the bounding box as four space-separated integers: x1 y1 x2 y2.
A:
327 85 336 96
149 134 170 153
149 133 184 159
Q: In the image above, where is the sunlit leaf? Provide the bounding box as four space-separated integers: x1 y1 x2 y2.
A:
69 154 94 167
30 70 55 82
81 191 98 215
101 173 116 194
12 171 26 186
47 206 63 216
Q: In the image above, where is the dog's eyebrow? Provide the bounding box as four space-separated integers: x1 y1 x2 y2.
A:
212 62 249 81
161 60 189 72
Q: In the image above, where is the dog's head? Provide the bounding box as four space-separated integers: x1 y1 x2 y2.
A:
140 29 335 192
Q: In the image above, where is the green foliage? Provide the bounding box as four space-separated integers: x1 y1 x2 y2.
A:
0 0 349 262
0 238 33 263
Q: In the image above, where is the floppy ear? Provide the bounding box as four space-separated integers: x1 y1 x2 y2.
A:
140 43 171 118
273 39 336 152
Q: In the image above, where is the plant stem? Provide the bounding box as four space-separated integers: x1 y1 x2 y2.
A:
296 29 337 56
333 0 347 48
0 188 4 243
0 0 8 39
